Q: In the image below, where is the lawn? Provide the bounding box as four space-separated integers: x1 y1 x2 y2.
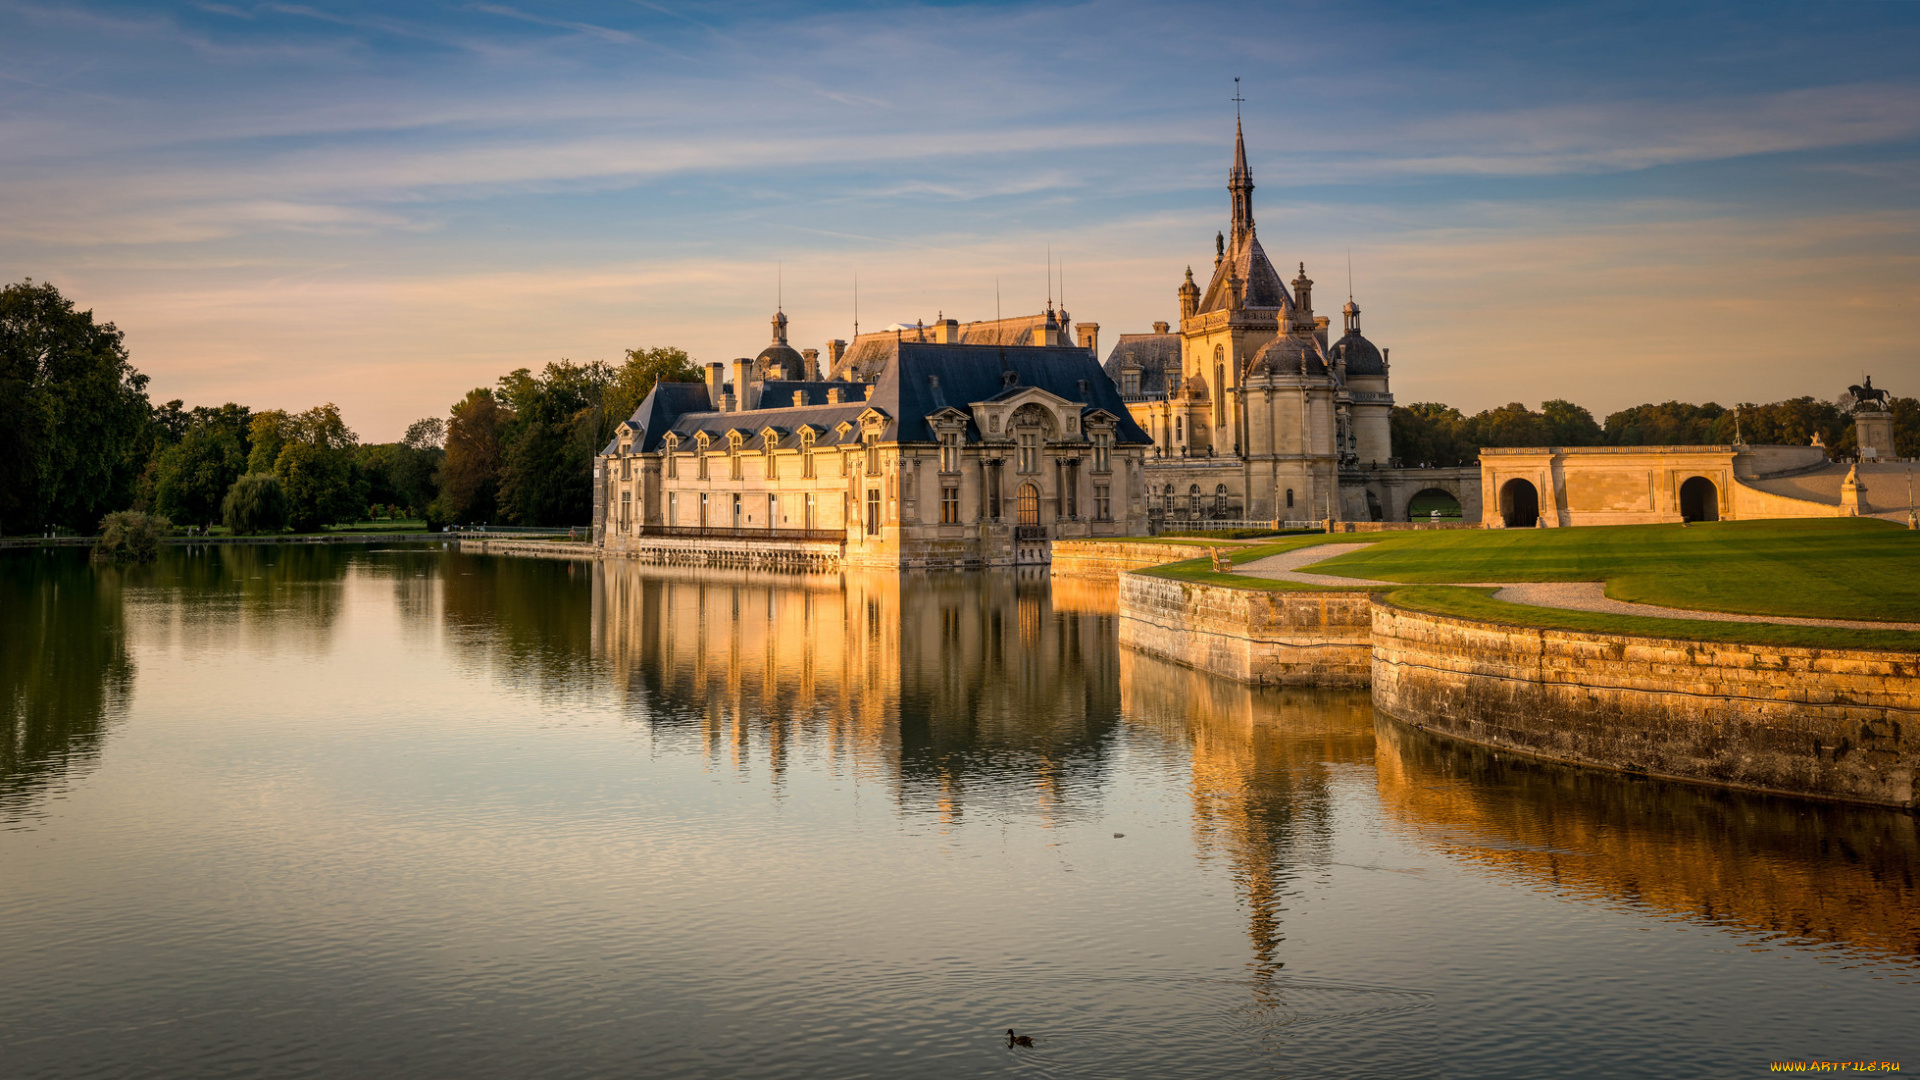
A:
1301 518 1920 624
1135 534 1377 592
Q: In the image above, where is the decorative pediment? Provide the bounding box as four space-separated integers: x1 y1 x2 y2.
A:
758 426 788 444
925 406 971 427
834 421 855 439
857 406 891 426
969 385 1077 442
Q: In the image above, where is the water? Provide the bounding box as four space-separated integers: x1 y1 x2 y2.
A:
2 545 1915 1079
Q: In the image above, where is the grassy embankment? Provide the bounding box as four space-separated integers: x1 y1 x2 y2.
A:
1132 519 1920 651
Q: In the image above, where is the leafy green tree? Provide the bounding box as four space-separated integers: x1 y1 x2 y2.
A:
264 404 363 531
222 472 289 535
1603 401 1731 445
433 389 510 526
246 410 290 475
496 361 612 526
1390 402 1475 467
0 279 153 534
93 510 169 562
1539 399 1603 446
152 404 252 529
599 346 699 446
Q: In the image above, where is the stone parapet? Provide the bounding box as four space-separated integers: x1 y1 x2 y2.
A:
1370 599 1920 809
1117 573 1373 686
468 536 842 570
1050 540 1228 580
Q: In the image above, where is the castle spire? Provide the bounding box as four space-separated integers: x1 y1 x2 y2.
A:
1229 114 1255 242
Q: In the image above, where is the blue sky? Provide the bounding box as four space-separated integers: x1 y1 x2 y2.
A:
4 0 1918 440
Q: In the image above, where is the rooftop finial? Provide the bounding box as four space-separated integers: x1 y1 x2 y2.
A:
1233 76 1243 120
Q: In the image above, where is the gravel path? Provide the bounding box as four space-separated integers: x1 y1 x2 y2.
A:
1233 544 1920 632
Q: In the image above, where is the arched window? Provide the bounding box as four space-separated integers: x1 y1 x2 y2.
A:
1017 483 1040 526
1188 484 1201 516
1215 484 1228 515
1286 488 1294 509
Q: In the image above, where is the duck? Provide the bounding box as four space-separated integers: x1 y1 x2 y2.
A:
1006 1029 1034 1048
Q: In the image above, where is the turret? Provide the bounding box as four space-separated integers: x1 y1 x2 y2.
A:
1291 263 1314 329
1178 266 1200 321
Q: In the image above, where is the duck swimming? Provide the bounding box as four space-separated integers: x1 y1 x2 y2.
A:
1006 1029 1034 1047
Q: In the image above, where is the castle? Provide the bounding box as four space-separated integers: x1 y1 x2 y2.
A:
593 120 1484 566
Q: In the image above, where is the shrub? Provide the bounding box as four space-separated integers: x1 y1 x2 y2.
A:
93 510 170 562
222 472 290 535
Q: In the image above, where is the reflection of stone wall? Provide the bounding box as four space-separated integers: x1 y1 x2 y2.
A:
1371 600 1920 808
1374 717 1920 962
1118 574 1372 686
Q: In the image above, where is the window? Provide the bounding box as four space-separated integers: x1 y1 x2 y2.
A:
620 455 631 481
1215 484 1228 515
864 432 880 475
765 434 778 479
1175 416 1183 441
1092 430 1111 473
729 434 743 480
805 492 815 530
801 431 816 478
1094 483 1110 521
939 430 961 473
1018 431 1038 473
1016 483 1040 526
865 488 881 535
1215 360 1226 429
768 493 777 529
838 448 849 477
665 445 677 479
941 485 959 524
1189 484 1201 516
697 435 711 480
619 490 631 532
699 492 709 527
667 492 677 525
1065 464 1079 519
1122 370 1139 395
988 463 1002 521
1286 488 1294 509
732 493 742 528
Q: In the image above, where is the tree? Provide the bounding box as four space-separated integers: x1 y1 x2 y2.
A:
433 389 510 525
600 346 700 447
1539 399 1603 446
1602 401 1731 445
247 410 291 475
266 404 363 531
496 361 611 526
93 510 169 562
152 404 252 529
222 472 289 535
1390 402 1475 467
0 279 153 534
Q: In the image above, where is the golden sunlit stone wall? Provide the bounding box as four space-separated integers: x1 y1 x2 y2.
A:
1048 540 1228 581
1374 717 1920 964
1371 600 1920 808
1117 574 1373 686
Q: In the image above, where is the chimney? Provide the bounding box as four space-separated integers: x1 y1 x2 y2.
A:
733 359 754 411
826 339 847 367
932 318 960 344
1153 321 1170 334
793 391 807 407
1075 322 1099 355
865 384 875 401
802 348 820 380
705 362 725 411
827 387 843 404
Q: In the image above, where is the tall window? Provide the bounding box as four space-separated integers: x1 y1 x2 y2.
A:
1189 485 1201 516
732 493 742 528
1064 463 1078 519
805 492 815 530
729 434 743 480
801 431 815 478
768 493 777 529
699 492 709 527
864 432 880 476
1018 432 1038 473
1175 416 1183 441
1215 484 1228 516
941 485 959 524
665 444 677 479
764 434 778 480
667 492 677 525
988 463 1002 521
1286 488 1294 509
1016 483 1040 526
619 490 631 532
697 436 710 480
1092 431 1111 473
865 488 881 535
620 455 631 481
1094 484 1110 522
939 430 961 473
1215 361 1226 429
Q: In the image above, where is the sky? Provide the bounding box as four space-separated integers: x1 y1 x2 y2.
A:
3 0 1918 442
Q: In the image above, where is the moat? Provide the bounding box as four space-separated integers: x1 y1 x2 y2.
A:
3 544 1916 1078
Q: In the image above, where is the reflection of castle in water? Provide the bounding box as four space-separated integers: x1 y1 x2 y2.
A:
1121 650 1376 978
592 562 1124 821
1374 718 1920 965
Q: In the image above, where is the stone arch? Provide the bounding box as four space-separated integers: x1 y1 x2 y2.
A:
1407 487 1463 522
1499 478 1539 528
1679 476 1719 522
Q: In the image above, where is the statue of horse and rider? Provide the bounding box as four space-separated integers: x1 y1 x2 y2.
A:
1847 375 1892 412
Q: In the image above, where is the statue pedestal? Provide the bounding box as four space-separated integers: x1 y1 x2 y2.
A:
1854 409 1894 461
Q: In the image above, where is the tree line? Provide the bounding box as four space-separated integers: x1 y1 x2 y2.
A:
0 278 698 536
1390 396 1919 468
3 277 1914 534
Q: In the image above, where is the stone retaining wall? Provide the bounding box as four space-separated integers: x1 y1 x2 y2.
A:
1051 540 1232 581
1370 599 1920 809
1117 572 1373 686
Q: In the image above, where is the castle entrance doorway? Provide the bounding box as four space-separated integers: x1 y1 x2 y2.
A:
1500 479 1540 528
1679 476 1719 522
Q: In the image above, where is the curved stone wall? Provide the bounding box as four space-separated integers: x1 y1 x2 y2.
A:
1370 599 1920 809
1117 573 1372 686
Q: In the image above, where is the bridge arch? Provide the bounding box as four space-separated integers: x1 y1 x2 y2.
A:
1406 487 1463 522
1679 476 1719 522
1499 478 1540 528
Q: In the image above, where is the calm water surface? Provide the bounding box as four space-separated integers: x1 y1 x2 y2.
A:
2 545 1916 1078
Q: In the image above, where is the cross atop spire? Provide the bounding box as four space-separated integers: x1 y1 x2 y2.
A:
1232 76 1244 119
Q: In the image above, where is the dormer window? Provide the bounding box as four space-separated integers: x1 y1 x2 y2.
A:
1122 369 1140 395
800 429 816 478
696 433 712 480
728 432 744 480
939 429 962 473
663 435 679 479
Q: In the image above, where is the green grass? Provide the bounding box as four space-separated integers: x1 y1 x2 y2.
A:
1135 534 1381 592
1302 518 1920 624
1382 586 1920 654
1156 527 1314 540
